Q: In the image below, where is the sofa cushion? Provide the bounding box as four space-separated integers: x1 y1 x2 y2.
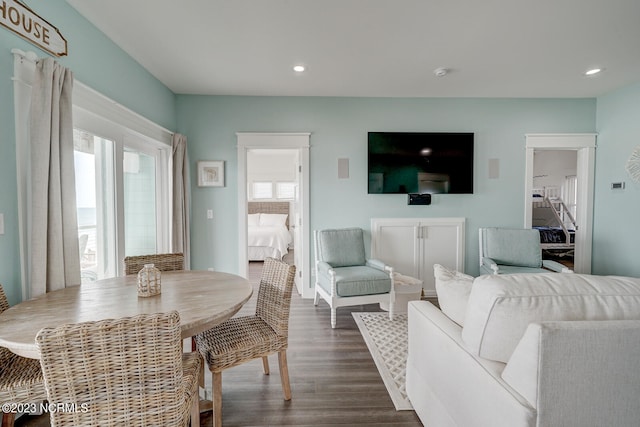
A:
461 273 640 363
434 264 474 326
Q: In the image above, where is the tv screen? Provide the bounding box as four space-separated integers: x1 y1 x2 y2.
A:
368 132 474 194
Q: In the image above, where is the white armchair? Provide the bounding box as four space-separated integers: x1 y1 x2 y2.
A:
479 227 572 275
314 228 395 328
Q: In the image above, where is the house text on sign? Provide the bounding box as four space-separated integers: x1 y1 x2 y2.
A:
0 0 67 57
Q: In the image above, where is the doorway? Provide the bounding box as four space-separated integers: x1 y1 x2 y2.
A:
524 134 596 274
530 150 577 269
237 133 311 298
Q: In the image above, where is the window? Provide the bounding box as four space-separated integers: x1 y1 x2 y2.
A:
250 181 296 200
563 175 578 223
276 182 296 200
73 106 171 282
252 182 273 199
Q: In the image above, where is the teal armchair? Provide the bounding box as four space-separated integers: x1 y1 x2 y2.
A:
314 228 395 328
479 227 573 275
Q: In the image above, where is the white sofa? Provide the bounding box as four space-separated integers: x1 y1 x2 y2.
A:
406 266 640 427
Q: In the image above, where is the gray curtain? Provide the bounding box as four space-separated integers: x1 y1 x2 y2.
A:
172 133 191 268
30 58 80 297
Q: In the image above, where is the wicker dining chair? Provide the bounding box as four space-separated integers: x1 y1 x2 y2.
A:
123 252 185 275
0 284 47 427
35 311 201 427
195 257 296 427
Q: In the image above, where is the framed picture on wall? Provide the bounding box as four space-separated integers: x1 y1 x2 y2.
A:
197 161 225 187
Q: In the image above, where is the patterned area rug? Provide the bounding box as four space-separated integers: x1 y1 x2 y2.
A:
352 312 413 410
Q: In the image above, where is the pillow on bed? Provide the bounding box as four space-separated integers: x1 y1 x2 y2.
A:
248 213 261 226
259 213 288 227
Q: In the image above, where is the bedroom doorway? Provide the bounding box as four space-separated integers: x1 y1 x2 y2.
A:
524 134 596 274
237 133 311 298
530 150 578 269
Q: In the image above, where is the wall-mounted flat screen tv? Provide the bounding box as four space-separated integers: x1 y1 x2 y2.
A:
368 132 474 194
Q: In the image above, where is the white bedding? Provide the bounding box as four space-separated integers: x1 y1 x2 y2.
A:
248 224 292 260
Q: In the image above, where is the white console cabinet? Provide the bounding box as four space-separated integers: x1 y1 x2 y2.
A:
371 218 465 297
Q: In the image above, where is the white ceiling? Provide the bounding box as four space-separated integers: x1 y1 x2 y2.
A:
66 0 640 98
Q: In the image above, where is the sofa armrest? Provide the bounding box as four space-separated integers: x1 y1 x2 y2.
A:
502 320 640 426
407 301 535 427
481 257 499 274
541 259 573 273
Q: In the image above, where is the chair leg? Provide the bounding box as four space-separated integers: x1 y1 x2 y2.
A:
190 391 200 427
278 350 292 401
212 371 223 427
2 412 16 427
313 289 319 306
262 355 270 375
331 308 337 329
199 355 205 388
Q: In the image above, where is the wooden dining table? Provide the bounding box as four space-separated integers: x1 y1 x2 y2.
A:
0 270 253 360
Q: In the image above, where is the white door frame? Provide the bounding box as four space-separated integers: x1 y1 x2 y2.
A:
237 132 312 298
524 133 597 273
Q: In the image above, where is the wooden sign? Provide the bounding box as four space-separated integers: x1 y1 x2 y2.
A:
0 0 67 57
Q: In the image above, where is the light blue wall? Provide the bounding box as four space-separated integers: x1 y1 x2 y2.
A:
0 2 175 303
177 96 596 279
594 82 640 277
0 2 634 305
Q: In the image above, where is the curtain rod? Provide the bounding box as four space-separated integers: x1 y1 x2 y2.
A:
11 48 175 140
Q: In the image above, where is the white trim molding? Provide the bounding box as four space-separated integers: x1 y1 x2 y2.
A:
525 133 597 149
73 82 173 146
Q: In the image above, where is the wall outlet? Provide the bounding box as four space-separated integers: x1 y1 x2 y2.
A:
207 267 214 271
206 209 213 219
0 213 4 235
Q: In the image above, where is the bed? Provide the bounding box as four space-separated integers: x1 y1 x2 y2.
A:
247 202 293 261
532 187 576 254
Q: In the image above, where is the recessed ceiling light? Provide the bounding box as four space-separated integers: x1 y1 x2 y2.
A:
585 68 602 76
293 65 305 73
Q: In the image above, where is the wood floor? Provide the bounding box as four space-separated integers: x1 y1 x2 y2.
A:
16 258 422 426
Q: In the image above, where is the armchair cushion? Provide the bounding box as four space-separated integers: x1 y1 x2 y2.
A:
316 228 366 267
317 265 391 297
483 228 542 268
